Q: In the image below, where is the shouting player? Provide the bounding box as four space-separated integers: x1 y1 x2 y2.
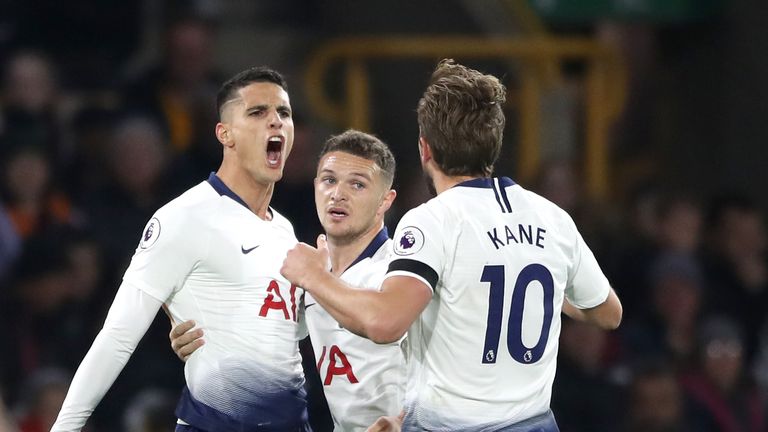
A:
52 66 311 431
281 59 623 431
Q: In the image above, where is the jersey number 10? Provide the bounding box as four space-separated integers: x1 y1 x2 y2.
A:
481 264 554 364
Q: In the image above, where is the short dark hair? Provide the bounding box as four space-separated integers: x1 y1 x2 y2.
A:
417 59 506 177
216 66 287 117
319 129 396 188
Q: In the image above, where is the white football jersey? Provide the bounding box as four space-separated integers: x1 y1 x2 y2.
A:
306 228 406 431
124 173 309 430
385 177 610 431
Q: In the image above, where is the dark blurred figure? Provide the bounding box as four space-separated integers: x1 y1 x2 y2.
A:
1 146 79 240
680 316 766 432
2 234 74 400
122 388 177 432
0 205 21 283
624 360 692 432
551 318 622 432
81 115 178 276
120 14 221 177
0 385 18 431
0 50 67 164
611 189 703 318
13 369 70 432
620 253 704 370
703 194 768 362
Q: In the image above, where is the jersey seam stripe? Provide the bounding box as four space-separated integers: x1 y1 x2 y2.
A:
496 177 513 213
490 180 507 213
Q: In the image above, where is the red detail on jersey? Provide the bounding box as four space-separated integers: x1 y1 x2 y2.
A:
290 284 298 322
259 280 290 319
321 345 359 385
317 345 327 372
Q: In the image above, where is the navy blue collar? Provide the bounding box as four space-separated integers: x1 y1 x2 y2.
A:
344 226 389 273
455 177 516 189
206 172 250 209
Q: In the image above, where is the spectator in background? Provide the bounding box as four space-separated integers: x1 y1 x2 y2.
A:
120 14 221 176
1 147 79 240
624 359 693 432
620 253 705 371
703 194 768 362
14 369 70 432
82 115 176 275
0 392 18 432
680 315 766 432
123 389 177 432
0 50 67 165
0 206 21 283
611 190 703 318
551 319 622 431
4 234 75 396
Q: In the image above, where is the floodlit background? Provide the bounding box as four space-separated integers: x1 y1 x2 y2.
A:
1 1 767 431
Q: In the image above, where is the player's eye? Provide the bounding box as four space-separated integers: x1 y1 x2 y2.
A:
322 176 336 184
352 181 366 190
279 109 292 118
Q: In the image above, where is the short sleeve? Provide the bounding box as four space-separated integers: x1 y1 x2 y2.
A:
385 206 444 292
564 229 611 309
121 207 208 302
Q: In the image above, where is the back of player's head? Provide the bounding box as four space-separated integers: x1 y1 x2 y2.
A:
216 66 287 118
319 129 396 188
417 59 506 177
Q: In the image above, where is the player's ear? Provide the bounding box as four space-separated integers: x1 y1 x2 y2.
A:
216 123 233 148
418 136 432 164
378 189 396 216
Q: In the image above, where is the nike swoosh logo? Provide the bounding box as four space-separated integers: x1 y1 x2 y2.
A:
241 245 260 254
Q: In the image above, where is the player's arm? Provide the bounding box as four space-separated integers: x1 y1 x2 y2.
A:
282 236 431 344
51 283 163 431
564 225 623 330
562 287 622 330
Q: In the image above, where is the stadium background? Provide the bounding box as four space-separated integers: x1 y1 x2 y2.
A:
1 0 767 431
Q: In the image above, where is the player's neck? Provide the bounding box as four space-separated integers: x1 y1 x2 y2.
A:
430 168 478 195
327 221 384 275
216 167 275 220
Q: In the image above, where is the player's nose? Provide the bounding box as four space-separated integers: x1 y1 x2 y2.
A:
330 184 346 201
268 110 283 128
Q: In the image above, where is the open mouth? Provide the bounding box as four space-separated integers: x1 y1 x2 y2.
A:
267 136 283 167
328 207 348 219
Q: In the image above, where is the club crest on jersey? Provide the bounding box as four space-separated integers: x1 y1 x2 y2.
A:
140 217 161 249
394 226 424 256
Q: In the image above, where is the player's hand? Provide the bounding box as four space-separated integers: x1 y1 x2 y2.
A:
281 234 330 290
366 414 403 432
169 320 205 362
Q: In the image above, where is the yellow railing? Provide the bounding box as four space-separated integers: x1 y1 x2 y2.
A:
304 36 626 199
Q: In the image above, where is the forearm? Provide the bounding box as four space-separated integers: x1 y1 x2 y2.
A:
563 288 622 330
52 284 162 431
307 271 390 341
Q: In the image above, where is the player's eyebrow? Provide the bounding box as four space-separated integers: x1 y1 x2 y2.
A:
319 167 375 181
245 104 292 114
245 104 268 113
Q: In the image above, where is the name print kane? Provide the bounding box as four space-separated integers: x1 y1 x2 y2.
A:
486 224 546 250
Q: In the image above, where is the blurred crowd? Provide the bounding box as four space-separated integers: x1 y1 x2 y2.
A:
0 9 767 432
